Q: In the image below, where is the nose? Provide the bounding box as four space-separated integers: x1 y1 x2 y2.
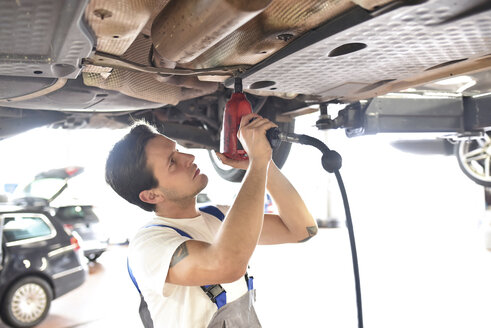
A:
180 152 195 167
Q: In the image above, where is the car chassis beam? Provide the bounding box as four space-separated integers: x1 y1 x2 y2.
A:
323 94 491 137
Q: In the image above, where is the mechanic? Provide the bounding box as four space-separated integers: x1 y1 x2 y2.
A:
104 113 317 328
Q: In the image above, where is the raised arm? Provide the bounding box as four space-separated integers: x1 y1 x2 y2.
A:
166 113 277 286
214 120 317 246
259 161 317 245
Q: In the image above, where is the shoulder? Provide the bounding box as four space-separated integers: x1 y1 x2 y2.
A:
128 223 191 299
130 220 191 252
128 220 191 273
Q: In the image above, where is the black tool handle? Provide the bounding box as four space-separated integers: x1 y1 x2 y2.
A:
248 117 282 149
266 127 281 149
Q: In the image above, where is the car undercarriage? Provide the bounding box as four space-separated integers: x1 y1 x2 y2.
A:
1 0 491 183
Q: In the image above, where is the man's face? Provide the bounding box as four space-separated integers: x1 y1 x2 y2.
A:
144 135 208 202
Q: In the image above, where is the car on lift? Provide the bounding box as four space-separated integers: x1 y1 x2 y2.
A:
12 167 109 262
0 205 87 328
0 0 490 185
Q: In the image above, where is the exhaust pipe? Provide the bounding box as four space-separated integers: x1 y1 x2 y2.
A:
151 0 271 64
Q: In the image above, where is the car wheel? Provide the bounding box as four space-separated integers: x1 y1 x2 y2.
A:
209 120 294 182
1 276 52 328
456 132 491 187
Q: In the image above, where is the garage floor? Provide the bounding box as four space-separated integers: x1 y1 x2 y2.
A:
1 219 490 328
31 246 141 328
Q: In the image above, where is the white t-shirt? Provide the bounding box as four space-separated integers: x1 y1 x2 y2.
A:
128 205 250 328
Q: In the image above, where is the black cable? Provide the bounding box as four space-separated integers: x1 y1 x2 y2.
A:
334 170 363 328
297 134 329 153
273 131 363 328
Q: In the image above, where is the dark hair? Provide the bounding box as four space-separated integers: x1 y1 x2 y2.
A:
105 122 160 212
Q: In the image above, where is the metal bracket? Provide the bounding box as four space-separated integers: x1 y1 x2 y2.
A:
316 102 364 131
314 94 491 137
83 52 251 77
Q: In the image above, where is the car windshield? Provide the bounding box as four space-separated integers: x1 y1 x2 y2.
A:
56 206 99 224
19 178 66 200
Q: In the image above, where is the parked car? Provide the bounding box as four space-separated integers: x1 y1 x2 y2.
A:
13 167 109 262
0 0 490 185
0 205 87 328
55 205 109 262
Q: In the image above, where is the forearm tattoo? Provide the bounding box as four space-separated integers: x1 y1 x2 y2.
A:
170 242 189 267
298 226 318 243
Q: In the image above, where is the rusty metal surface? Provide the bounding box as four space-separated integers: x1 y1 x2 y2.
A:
185 0 356 69
83 34 218 105
84 52 250 76
85 0 169 56
82 0 398 104
82 64 113 74
151 0 271 63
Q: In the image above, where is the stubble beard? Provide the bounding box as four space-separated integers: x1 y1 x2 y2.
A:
162 174 208 207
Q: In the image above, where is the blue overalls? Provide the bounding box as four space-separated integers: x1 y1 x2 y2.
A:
128 206 261 328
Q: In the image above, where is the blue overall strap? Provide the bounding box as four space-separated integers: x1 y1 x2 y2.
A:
128 224 193 296
137 221 228 309
245 273 254 290
199 205 225 222
143 224 193 238
128 225 191 295
201 284 227 309
199 206 254 295
199 206 228 309
128 258 142 294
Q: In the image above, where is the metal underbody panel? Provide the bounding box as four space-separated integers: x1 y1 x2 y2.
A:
0 0 94 79
81 0 374 105
1 0 491 144
240 0 491 101
2 0 490 108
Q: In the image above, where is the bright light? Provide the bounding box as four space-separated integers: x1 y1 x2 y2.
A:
433 75 474 86
433 75 477 93
23 260 31 269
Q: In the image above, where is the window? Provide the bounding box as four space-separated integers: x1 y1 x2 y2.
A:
19 178 66 200
2 214 55 245
56 206 99 223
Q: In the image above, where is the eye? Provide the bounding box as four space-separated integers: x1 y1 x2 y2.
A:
169 157 175 166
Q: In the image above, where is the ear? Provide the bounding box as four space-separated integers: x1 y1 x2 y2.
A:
139 189 164 205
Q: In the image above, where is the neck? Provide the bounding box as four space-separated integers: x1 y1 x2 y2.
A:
154 197 200 218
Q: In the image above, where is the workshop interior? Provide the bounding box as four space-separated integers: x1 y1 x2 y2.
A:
0 0 491 327
0 0 491 185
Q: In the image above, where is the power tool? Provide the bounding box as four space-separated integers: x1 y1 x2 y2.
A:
221 77 285 160
220 77 253 160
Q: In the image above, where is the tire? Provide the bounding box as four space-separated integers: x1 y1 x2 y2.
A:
209 119 294 182
1 276 52 328
456 132 491 187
